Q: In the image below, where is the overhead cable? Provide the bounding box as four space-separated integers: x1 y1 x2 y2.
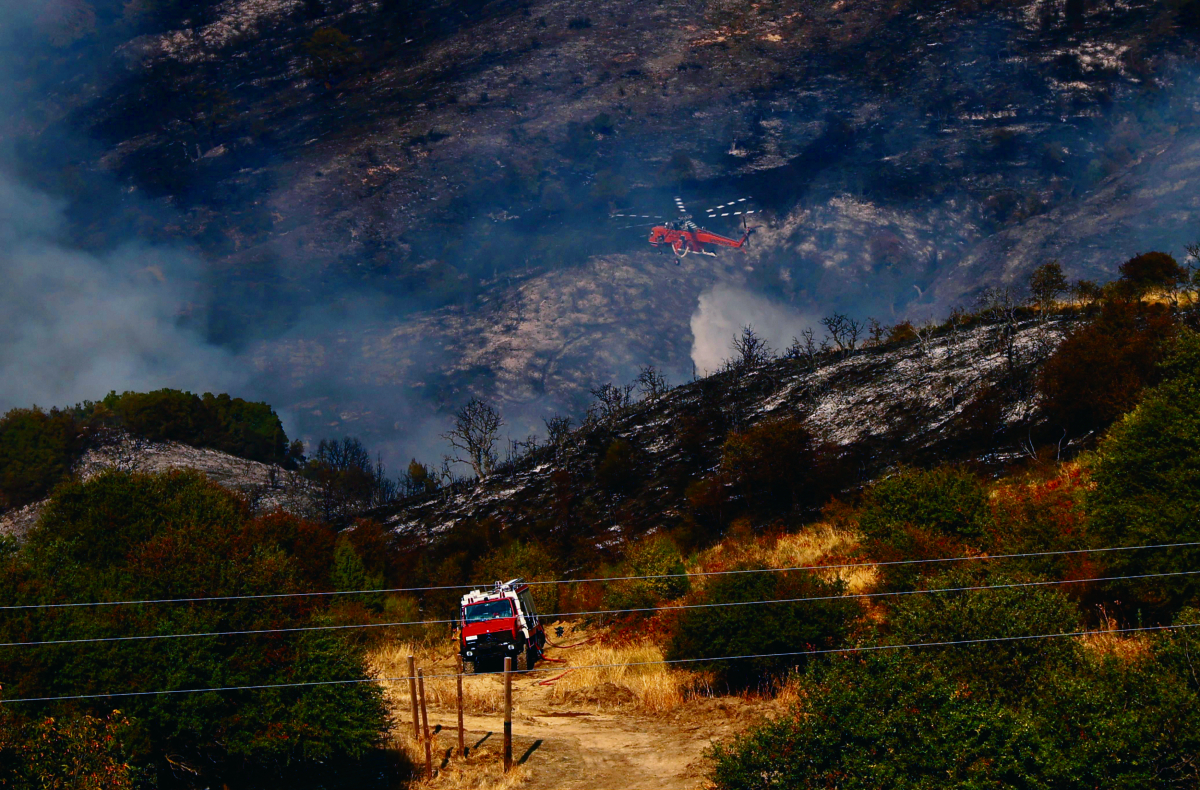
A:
2 541 1195 612
3 568 1195 649
4 621 1197 704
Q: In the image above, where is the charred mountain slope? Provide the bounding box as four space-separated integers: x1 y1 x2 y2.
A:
11 0 1200 459
362 315 1072 554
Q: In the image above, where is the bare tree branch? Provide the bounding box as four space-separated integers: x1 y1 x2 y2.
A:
442 398 503 479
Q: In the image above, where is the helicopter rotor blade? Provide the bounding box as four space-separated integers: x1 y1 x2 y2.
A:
704 197 759 219
611 213 666 220
703 196 752 212
673 196 689 215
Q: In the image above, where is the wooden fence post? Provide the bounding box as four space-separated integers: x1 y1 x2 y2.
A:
418 669 432 780
407 655 420 740
456 655 465 757
503 656 513 772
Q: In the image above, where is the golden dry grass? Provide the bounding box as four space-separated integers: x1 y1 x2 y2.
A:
367 639 521 716
391 731 529 790
1079 610 1152 663
543 637 713 712
692 522 874 593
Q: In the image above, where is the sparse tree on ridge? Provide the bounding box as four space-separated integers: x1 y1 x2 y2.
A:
544 414 573 446
821 313 863 356
635 365 669 400
443 398 503 479
1028 261 1068 320
590 382 635 419
731 324 773 369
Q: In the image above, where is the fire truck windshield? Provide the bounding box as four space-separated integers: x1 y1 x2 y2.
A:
464 600 514 623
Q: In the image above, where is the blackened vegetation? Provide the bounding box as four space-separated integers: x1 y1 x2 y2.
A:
16 0 1200 352
358 252 1200 624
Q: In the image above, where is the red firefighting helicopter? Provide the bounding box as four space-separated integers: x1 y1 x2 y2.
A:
613 196 759 262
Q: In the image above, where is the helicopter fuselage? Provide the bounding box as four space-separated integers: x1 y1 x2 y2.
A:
648 225 750 257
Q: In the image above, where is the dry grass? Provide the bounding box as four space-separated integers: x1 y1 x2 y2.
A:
1080 610 1152 663
693 522 874 592
367 639 521 716
544 638 713 712
390 732 529 790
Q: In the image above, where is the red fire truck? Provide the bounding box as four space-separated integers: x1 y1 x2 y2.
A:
459 579 545 672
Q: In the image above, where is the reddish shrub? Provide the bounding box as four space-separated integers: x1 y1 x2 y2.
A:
1039 301 1176 434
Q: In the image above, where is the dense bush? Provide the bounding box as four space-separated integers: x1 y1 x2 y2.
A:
604 534 690 613
1117 251 1188 295
101 389 290 465
1088 330 1200 613
888 569 1082 697
666 569 858 690
859 466 990 543
1039 300 1176 435
0 407 81 510
0 391 296 513
708 647 1200 790
720 418 844 513
0 710 139 789
0 470 387 788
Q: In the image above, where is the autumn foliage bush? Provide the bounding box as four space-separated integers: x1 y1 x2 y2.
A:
720 418 846 514
1039 300 1176 435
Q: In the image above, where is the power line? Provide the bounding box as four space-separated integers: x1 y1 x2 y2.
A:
3 569 1195 649
2 541 1195 612
4 621 1197 704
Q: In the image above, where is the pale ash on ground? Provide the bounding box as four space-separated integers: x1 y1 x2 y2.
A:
374 317 1069 541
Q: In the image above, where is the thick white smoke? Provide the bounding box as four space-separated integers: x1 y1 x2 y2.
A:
0 175 244 411
688 284 818 375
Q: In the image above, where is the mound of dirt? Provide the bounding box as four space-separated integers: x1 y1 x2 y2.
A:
560 682 638 708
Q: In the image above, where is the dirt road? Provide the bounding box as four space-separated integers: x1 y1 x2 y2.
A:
413 672 760 790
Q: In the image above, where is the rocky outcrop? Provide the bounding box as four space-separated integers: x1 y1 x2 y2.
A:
0 432 315 540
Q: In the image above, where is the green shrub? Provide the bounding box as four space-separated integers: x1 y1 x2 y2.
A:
604 534 690 612
666 569 858 690
1088 330 1200 612
708 655 1029 790
333 534 385 611
627 534 690 600
0 407 81 509
1 470 387 787
859 466 990 543
888 569 1081 698
708 647 1200 790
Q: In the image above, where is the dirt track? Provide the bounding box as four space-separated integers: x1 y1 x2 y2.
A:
414 671 761 790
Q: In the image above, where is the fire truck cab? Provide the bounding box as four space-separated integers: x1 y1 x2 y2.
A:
459 579 545 673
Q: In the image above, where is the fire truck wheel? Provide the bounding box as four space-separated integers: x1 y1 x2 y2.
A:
526 644 538 669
